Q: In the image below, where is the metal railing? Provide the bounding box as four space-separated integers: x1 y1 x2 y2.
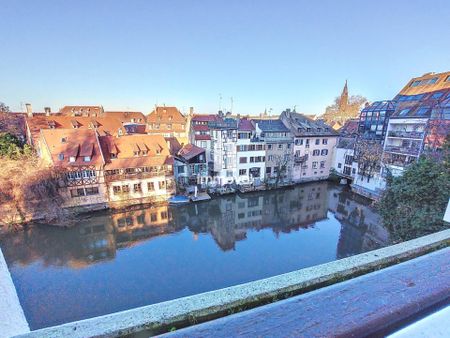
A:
387 131 424 139
384 146 421 156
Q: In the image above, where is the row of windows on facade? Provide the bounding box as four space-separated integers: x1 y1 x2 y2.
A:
238 167 261 177
294 138 329 146
237 144 265 151
151 123 185 129
239 156 265 164
105 166 172 176
177 164 207 174
67 170 96 180
70 186 99 198
59 154 91 162
112 180 171 195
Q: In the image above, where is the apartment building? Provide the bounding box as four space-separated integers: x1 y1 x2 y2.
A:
332 120 359 179
174 144 208 185
146 106 189 146
209 113 239 185
236 118 266 184
383 87 450 176
280 110 337 183
351 71 450 199
358 100 395 141
100 134 175 206
253 118 293 184
38 129 108 209
190 114 218 165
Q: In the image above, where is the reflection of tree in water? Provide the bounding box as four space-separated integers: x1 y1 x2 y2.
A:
334 188 390 258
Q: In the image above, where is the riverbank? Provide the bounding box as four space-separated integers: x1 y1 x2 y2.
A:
1 178 345 234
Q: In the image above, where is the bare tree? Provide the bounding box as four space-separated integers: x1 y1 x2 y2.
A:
0 155 72 231
354 139 383 181
322 95 367 125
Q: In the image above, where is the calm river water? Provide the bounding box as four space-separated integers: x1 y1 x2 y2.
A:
0 182 390 330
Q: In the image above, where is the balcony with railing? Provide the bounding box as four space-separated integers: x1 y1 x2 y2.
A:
387 131 424 139
294 154 308 164
384 145 421 156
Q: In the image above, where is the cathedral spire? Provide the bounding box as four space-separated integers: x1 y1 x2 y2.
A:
339 80 349 112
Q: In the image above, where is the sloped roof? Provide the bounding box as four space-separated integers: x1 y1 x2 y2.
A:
192 114 219 122
40 129 104 168
59 105 104 116
280 111 337 136
391 88 450 119
253 119 289 132
147 106 186 124
104 111 146 123
99 134 171 169
339 119 359 136
177 144 205 161
238 118 254 131
26 115 126 145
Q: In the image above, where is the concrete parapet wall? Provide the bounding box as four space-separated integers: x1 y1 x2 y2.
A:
14 229 450 338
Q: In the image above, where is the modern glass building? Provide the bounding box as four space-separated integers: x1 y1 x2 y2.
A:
358 100 395 141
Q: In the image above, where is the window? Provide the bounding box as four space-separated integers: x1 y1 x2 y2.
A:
320 161 325 169
85 187 99 195
161 211 168 219
267 144 273 150
410 80 421 87
312 161 318 169
83 156 91 162
70 188 86 198
266 167 271 174
278 144 283 149
122 185 130 193
322 139 328 145
445 75 450 83
226 170 233 177
250 157 255 163
305 139 310 148
150 213 157 222
321 149 328 156
133 183 142 193
239 157 247 164
345 155 353 165
315 139 320 145
312 150 320 156
268 155 274 161
158 181 165 190
338 163 342 168
69 156 76 163
113 186 121 195
239 169 247 176
58 153 64 161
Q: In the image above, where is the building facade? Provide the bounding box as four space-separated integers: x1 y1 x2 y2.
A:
280 110 337 183
253 119 293 184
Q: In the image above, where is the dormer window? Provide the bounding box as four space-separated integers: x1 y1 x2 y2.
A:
142 150 148 156
156 149 161 154
169 116 173 121
131 118 135 123
61 137 67 143
134 151 139 156
110 153 117 159
58 153 64 160
83 156 91 162
307 128 311 132
69 156 76 163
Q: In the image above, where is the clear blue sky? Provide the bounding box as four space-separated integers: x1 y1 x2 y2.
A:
1 0 449 115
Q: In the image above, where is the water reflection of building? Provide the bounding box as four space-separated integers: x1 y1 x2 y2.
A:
0 182 390 268
328 186 390 258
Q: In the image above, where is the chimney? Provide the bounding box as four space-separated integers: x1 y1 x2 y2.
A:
44 107 51 116
189 107 194 116
25 103 33 117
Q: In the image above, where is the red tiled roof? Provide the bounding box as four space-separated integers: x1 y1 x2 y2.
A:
99 134 171 169
26 115 127 145
40 129 104 169
59 105 103 116
194 135 211 141
192 114 218 122
147 106 186 124
177 144 205 161
238 118 254 131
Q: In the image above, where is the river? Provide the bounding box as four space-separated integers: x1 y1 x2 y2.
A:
0 181 390 330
